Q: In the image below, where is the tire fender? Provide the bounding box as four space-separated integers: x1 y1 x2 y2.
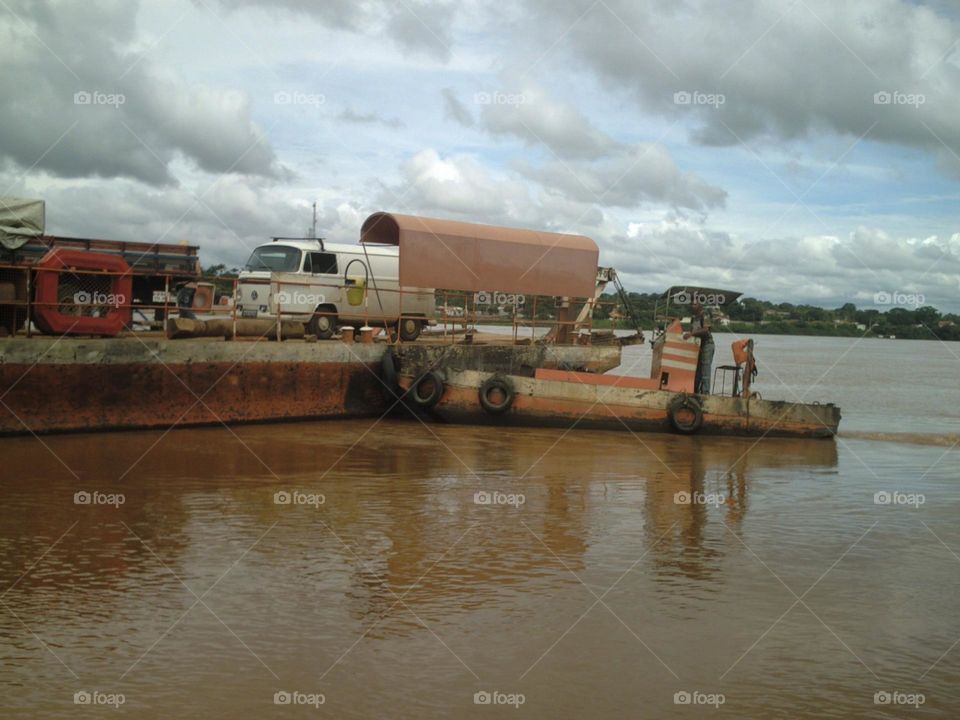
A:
667 394 704 434
409 370 445 408
380 349 402 402
479 375 515 415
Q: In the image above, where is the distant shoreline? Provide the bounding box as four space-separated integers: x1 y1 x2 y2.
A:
592 318 954 340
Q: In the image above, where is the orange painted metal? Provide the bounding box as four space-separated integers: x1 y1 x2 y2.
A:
360 212 599 297
534 368 661 390
404 374 838 438
32 249 133 337
650 319 698 392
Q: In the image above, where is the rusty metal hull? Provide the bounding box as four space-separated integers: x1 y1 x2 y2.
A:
403 369 841 439
0 359 386 435
0 338 623 435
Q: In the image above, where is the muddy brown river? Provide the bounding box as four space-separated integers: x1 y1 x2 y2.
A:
1 335 959 718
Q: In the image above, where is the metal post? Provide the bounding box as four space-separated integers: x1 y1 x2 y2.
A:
276 280 282 342
25 268 32 338
163 274 170 333
396 283 403 345
532 295 538 343
231 277 237 340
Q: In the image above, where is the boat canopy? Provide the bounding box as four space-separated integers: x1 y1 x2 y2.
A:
360 212 599 297
661 285 742 307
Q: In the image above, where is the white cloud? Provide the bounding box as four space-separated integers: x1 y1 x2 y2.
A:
521 0 960 164
613 217 960 308
0 0 282 185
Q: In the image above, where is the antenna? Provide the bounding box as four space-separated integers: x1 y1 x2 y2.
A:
311 202 317 240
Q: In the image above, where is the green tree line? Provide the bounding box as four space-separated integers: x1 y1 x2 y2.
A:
592 292 960 341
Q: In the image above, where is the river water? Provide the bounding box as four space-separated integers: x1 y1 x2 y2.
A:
1 335 958 718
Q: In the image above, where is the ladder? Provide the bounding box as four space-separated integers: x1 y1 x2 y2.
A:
611 271 644 336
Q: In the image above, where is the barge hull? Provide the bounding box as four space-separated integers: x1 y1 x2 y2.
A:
0 338 622 435
407 370 840 439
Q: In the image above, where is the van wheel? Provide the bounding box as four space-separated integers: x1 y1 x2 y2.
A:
399 318 422 342
308 305 337 339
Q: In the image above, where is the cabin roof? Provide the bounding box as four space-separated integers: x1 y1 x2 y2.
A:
360 211 599 297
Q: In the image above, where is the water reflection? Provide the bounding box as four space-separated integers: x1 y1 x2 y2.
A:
0 420 844 717
641 436 838 583
0 423 841 617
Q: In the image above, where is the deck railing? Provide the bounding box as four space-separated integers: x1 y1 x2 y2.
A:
0 262 634 345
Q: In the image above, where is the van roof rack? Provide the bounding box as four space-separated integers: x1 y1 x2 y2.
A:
270 236 325 249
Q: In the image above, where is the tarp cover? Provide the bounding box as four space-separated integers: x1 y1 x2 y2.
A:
0 198 45 251
360 212 599 297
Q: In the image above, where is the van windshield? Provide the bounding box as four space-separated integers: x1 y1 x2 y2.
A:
244 245 302 272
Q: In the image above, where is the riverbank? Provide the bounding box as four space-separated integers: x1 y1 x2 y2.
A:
593 318 955 340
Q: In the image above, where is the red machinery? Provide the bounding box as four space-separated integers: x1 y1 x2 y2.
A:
32 249 132 337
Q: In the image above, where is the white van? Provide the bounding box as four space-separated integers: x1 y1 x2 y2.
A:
236 239 435 340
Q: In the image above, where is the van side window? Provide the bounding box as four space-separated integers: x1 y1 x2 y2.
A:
310 252 338 275
302 253 312 273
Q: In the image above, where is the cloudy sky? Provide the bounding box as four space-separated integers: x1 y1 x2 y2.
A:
2 0 960 309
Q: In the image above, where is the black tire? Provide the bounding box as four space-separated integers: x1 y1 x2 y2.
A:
308 305 337 339
409 370 445 408
479 376 515 415
399 317 422 342
667 394 704 434
380 349 402 403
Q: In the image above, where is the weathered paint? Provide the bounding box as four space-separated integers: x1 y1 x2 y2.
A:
401 368 841 438
398 342 622 376
649 320 698 392
0 337 622 435
533 368 662 391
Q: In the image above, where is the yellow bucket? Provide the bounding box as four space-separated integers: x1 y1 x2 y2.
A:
346 278 366 306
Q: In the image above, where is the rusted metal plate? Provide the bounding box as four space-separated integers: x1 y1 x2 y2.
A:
0 337 624 435
0 360 387 434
